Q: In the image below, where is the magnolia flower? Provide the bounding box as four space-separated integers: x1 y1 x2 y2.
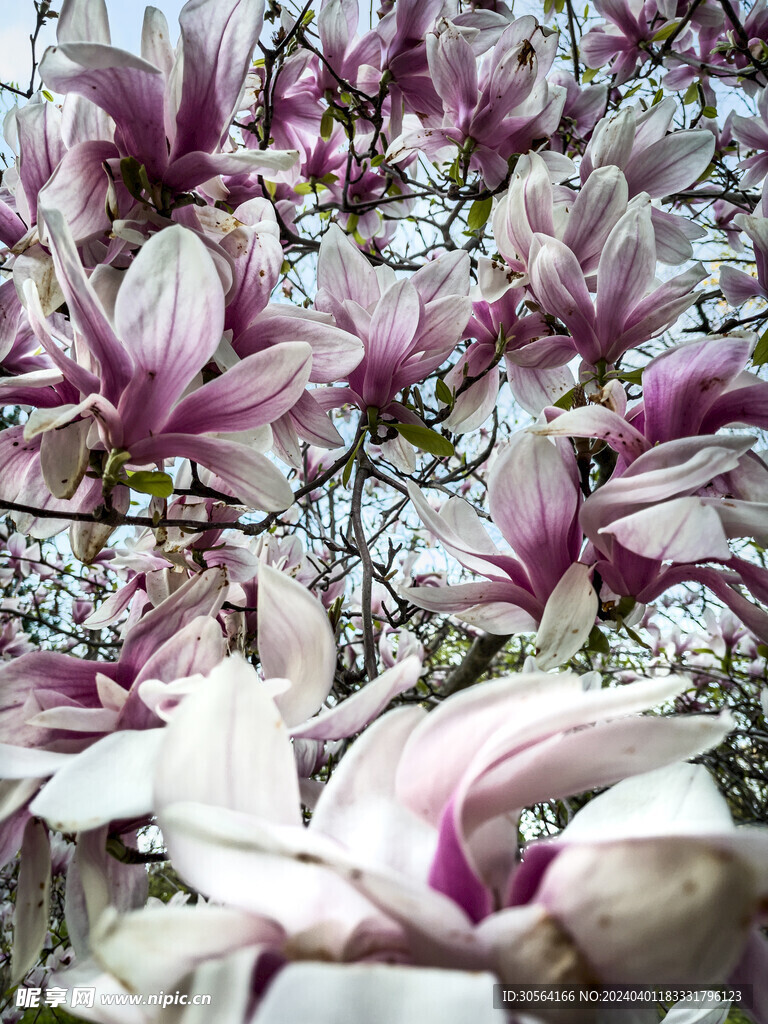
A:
5 214 312 516
45 660 741 1022
36 0 298 239
388 17 565 188
313 224 472 421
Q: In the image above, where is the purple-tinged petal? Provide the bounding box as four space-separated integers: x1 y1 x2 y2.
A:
38 208 132 401
163 148 298 191
527 235 599 362
39 418 89 500
155 655 302 824
0 201 26 247
237 306 364 383
624 130 715 198
288 391 345 448
595 201 656 342
488 433 581 600
410 249 470 303
720 266 764 306
163 342 312 436
427 21 478 128
406 483 532 585
362 280 421 407
223 229 283 337
115 225 225 438
582 107 635 176
15 102 66 225
429 800 492 923
642 335 753 444
316 223 379 311
258 564 336 726
562 165 629 271
600 497 732 563
38 140 121 243
531 406 650 462
39 43 168 178
133 433 294 511
400 583 540 627
291 657 421 741
171 0 265 159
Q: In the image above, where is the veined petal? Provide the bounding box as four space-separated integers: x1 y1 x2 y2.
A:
488 433 581 600
163 148 299 191
163 343 312 435
171 0 265 159
115 225 225 437
39 42 168 178
363 280 421 406
531 406 649 462
599 496 732 563
624 129 715 198
38 208 133 401
129 433 294 511
595 201 656 343
316 223 380 311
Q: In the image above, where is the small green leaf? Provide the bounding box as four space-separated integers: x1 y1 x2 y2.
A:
587 625 610 655
701 105 717 119
753 328 768 366
293 181 314 195
42 89 54 101
682 82 699 104
652 88 664 105
581 67 598 84
371 154 385 167
392 424 454 457
320 108 334 141
651 20 680 41
126 471 174 498
619 367 644 386
756 643 768 659
553 387 576 410
467 197 493 231
435 378 454 406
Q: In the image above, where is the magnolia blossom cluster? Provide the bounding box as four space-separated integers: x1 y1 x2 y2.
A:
0 0 767 1020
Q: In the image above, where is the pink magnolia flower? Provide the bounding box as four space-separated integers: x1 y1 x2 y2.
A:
313 224 472 420
7 212 312 514
580 0 657 84
388 17 565 188
36 0 298 240
580 100 715 262
527 197 705 368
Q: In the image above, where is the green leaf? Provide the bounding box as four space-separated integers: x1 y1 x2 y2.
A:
757 643 768 659
753 329 768 366
581 67 598 83
619 367 643 386
467 197 493 231
553 387 576 410
392 424 454 457
42 89 54 101
125 471 174 498
701 105 718 119
587 625 610 655
682 82 699 104
651 20 680 41
371 154 385 167
435 378 454 406
652 88 664 105
320 108 334 141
